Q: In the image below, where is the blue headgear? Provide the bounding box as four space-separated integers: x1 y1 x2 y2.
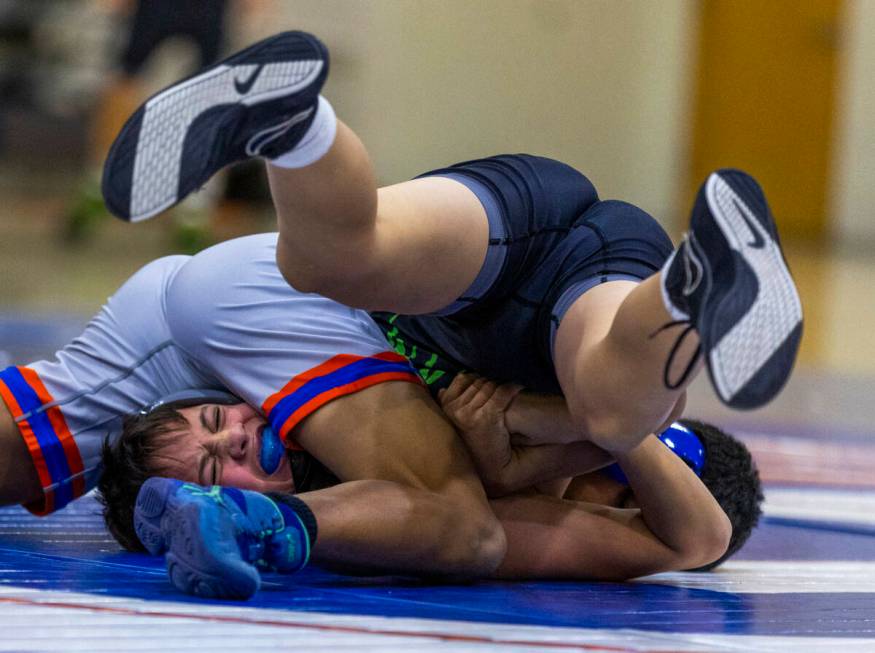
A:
603 422 705 485
138 389 284 475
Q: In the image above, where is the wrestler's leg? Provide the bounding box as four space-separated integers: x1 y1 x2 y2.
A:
103 31 800 411
555 179 802 447
102 31 491 315
268 123 490 313
553 276 699 452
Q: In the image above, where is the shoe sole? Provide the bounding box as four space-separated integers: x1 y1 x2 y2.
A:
134 479 260 600
103 31 327 222
697 170 803 409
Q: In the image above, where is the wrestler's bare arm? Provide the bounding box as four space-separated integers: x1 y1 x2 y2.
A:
504 389 685 448
438 375 612 496
292 380 506 577
0 407 41 506
439 374 731 577
493 436 731 579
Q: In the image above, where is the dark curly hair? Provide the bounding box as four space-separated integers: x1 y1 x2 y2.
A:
97 405 187 552
679 418 764 570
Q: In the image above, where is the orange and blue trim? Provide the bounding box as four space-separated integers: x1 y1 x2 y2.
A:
0 366 86 515
263 352 422 449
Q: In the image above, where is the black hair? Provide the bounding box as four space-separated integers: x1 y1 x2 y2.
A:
97 405 187 552
680 418 764 570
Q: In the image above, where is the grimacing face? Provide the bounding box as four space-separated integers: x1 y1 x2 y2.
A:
153 402 297 494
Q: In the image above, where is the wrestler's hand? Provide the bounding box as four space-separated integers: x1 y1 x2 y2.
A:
439 373 614 497
438 373 523 494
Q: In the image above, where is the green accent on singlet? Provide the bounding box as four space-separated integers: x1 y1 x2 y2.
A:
380 314 453 388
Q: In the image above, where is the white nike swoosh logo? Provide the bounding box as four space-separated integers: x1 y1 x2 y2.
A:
706 174 802 400
729 195 767 249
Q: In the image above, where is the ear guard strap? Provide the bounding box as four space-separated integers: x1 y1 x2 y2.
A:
139 389 240 415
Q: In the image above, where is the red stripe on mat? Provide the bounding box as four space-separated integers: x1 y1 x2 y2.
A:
0 595 701 652
746 435 875 488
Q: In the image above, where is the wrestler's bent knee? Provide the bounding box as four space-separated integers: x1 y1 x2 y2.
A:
275 240 383 309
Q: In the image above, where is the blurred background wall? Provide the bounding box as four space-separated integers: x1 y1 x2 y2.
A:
833 0 875 247
3 0 872 240
279 0 695 233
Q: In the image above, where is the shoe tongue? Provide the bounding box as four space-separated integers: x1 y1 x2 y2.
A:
259 425 284 475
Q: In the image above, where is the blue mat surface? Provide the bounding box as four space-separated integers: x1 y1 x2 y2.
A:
2 494 875 638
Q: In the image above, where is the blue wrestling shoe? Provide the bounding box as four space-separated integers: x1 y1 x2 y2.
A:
134 478 312 600
102 31 328 222
661 170 803 409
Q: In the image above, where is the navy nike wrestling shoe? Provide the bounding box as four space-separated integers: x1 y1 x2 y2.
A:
102 31 328 222
661 169 803 409
134 478 311 600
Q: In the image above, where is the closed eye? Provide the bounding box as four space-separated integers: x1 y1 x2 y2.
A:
198 405 224 433
196 405 225 484
209 456 220 485
198 442 221 486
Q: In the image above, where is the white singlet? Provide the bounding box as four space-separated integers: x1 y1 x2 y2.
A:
0 234 419 514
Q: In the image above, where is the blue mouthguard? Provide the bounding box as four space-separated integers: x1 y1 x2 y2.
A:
603 422 705 485
259 424 284 475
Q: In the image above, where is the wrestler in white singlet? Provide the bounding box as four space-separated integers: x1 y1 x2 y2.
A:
0 234 418 514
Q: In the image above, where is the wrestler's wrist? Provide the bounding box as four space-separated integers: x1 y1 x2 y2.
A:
610 435 658 466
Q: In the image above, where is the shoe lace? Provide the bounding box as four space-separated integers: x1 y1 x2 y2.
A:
650 320 702 390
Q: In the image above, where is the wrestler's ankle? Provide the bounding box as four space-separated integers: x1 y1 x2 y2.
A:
268 96 337 169
266 492 319 548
